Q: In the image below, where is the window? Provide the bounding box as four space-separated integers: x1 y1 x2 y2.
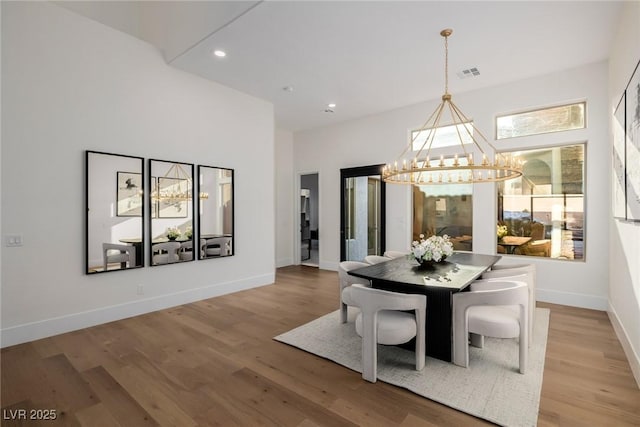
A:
412 122 474 151
497 144 585 260
413 184 473 251
496 102 585 140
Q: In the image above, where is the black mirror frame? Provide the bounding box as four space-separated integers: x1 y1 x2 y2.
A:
148 158 196 267
197 165 235 260
85 150 145 274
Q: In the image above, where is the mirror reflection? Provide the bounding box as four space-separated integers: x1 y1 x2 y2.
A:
198 165 234 259
86 151 144 273
149 159 195 266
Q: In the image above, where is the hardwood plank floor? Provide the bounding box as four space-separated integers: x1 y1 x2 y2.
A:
2 265 639 426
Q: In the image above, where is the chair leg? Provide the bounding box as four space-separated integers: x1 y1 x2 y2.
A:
519 309 528 374
452 306 469 368
470 333 484 348
340 303 348 323
415 316 425 371
361 313 378 383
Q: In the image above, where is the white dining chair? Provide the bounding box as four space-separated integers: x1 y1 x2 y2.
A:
364 255 391 265
481 264 536 347
338 261 370 323
152 241 181 265
349 284 427 383
383 250 408 259
102 243 136 271
179 240 193 261
452 277 529 374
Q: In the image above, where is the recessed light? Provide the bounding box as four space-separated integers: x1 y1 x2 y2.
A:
328 103 336 108
212 50 227 58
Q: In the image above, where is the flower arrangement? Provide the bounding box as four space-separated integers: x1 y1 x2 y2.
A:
185 226 193 239
411 234 454 264
166 226 181 240
497 224 508 239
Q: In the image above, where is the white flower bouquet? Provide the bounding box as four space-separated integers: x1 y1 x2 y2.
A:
411 234 454 264
166 226 181 240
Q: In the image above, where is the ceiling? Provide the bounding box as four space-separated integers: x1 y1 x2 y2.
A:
58 1 623 132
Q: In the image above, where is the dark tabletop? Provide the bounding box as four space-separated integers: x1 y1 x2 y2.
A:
348 252 501 291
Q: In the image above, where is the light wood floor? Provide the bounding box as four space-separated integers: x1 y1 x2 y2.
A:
2 265 639 426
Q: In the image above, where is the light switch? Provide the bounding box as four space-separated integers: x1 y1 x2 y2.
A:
5 234 23 247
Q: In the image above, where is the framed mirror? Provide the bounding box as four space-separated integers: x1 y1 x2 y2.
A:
149 159 195 266
198 165 234 259
86 151 144 274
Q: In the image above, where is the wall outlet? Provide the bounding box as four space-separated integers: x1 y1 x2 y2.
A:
136 284 144 295
5 234 23 247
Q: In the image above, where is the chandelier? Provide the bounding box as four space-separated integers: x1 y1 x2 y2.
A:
152 163 209 203
383 29 523 185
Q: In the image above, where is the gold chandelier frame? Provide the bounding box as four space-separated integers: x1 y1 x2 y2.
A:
383 29 523 185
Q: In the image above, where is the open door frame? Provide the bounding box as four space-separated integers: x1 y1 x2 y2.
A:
340 164 386 262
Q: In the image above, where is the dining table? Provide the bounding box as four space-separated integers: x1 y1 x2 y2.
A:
498 236 532 254
348 252 501 362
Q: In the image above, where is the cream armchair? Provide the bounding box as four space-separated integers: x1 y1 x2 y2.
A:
338 261 370 323
452 278 529 374
349 285 427 383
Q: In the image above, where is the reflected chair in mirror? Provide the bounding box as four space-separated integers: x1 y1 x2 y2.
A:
179 240 193 261
202 237 231 258
452 277 529 374
349 285 427 383
383 250 408 259
102 243 136 271
481 264 536 347
338 261 370 323
152 241 181 265
364 255 391 265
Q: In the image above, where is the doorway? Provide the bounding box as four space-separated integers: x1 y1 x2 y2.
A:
300 173 319 267
340 165 386 262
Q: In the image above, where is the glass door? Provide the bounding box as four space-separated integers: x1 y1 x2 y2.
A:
340 165 385 261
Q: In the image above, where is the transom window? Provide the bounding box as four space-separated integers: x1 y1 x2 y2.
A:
411 122 474 151
496 102 586 140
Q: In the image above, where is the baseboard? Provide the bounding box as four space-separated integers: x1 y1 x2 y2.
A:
608 304 640 389
536 288 608 311
0 273 274 348
276 257 294 268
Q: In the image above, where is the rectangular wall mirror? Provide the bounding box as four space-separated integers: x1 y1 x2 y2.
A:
149 159 195 266
86 151 144 273
198 165 234 259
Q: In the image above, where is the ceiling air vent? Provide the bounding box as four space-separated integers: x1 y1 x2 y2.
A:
456 67 480 79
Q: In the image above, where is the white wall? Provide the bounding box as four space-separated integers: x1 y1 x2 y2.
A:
275 128 294 267
1 2 275 347
608 0 640 387
293 61 610 311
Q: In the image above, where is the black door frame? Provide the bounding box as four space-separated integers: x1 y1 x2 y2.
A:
340 164 386 261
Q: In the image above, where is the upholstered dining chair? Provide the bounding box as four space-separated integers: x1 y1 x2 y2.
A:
338 261 370 323
452 277 529 374
152 241 181 265
102 243 136 271
349 285 427 383
383 250 408 259
364 255 391 265
179 240 193 261
202 237 231 258
481 264 536 347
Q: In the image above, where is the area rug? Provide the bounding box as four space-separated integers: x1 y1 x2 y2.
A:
274 307 549 427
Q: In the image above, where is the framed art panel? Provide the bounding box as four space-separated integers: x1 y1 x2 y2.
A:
626 59 640 221
117 171 143 217
613 92 626 219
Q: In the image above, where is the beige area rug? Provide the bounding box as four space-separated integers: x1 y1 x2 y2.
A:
274 307 549 427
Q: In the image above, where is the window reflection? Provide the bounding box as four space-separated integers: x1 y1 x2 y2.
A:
413 184 473 251
498 144 585 260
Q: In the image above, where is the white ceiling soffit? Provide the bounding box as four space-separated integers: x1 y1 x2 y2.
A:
57 1 623 133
